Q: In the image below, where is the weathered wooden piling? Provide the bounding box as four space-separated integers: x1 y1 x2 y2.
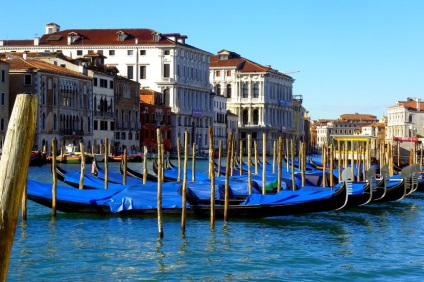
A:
123 148 127 185
0 94 37 280
157 129 164 238
177 137 181 181
224 132 233 221
262 133 267 194
277 136 283 192
208 127 216 227
104 138 109 189
239 140 243 176
52 138 58 216
218 140 222 177
247 134 252 194
181 131 189 234
143 146 148 184
192 143 196 182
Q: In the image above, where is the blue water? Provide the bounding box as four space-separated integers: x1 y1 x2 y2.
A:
7 161 424 281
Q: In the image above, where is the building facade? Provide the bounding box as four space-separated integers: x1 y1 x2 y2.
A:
209 50 294 155
7 53 93 151
386 98 424 140
0 23 212 151
140 89 171 152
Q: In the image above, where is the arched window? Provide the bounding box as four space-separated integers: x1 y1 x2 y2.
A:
253 83 259 98
164 88 170 106
216 84 221 96
242 83 248 98
253 109 259 125
243 109 249 125
226 84 232 98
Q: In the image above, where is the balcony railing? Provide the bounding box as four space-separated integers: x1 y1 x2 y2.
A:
94 111 115 118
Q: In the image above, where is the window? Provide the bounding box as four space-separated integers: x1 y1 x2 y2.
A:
88 50 94 54
127 50 134 56
1 70 5 82
116 132 120 140
253 83 259 98
242 83 248 98
24 75 32 85
140 66 146 79
93 78 98 86
163 64 170 78
110 80 114 89
127 66 134 79
100 79 107 88
216 84 221 96
94 120 98 130
109 50 115 56
121 132 126 140
226 84 232 98
97 50 103 55
164 50 170 55
1 93 4 105
77 50 83 56
216 70 221 77
0 118 3 131
243 109 248 124
253 109 259 125
226 70 231 76
140 50 146 55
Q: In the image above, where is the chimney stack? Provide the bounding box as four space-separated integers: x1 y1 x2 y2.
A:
34 37 40 46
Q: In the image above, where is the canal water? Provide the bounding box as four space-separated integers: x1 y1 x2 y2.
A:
7 161 424 281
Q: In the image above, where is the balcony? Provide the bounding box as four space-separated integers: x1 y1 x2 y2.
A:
94 111 115 118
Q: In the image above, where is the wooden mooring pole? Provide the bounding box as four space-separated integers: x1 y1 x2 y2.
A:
208 127 216 228
157 129 164 238
0 94 37 281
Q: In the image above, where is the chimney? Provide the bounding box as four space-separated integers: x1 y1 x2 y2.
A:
67 36 72 45
23 52 27 60
0 40 3 46
417 98 421 112
34 37 40 46
135 38 138 44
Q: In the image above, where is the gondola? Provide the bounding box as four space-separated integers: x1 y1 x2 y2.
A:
119 159 163 182
26 177 348 218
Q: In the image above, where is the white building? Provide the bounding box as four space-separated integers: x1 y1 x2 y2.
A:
209 50 294 154
210 93 228 149
0 22 213 150
386 97 424 140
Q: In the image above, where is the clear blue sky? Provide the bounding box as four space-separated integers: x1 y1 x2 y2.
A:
1 0 423 121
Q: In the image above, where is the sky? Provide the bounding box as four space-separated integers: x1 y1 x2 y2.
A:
1 0 423 121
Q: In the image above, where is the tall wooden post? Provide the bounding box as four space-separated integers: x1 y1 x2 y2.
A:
143 146 147 184
224 132 233 221
208 127 216 227
52 138 58 216
218 140 222 177
277 137 283 192
192 143 196 182
247 134 252 194
254 141 258 175
177 137 181 181
262 133 267 194
157 129 164 238
0 94 37 280
181 131 189 234
239 140 243 176
79 142 86 189
123 148 127 185
322 143 327 187
104 138 109 189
